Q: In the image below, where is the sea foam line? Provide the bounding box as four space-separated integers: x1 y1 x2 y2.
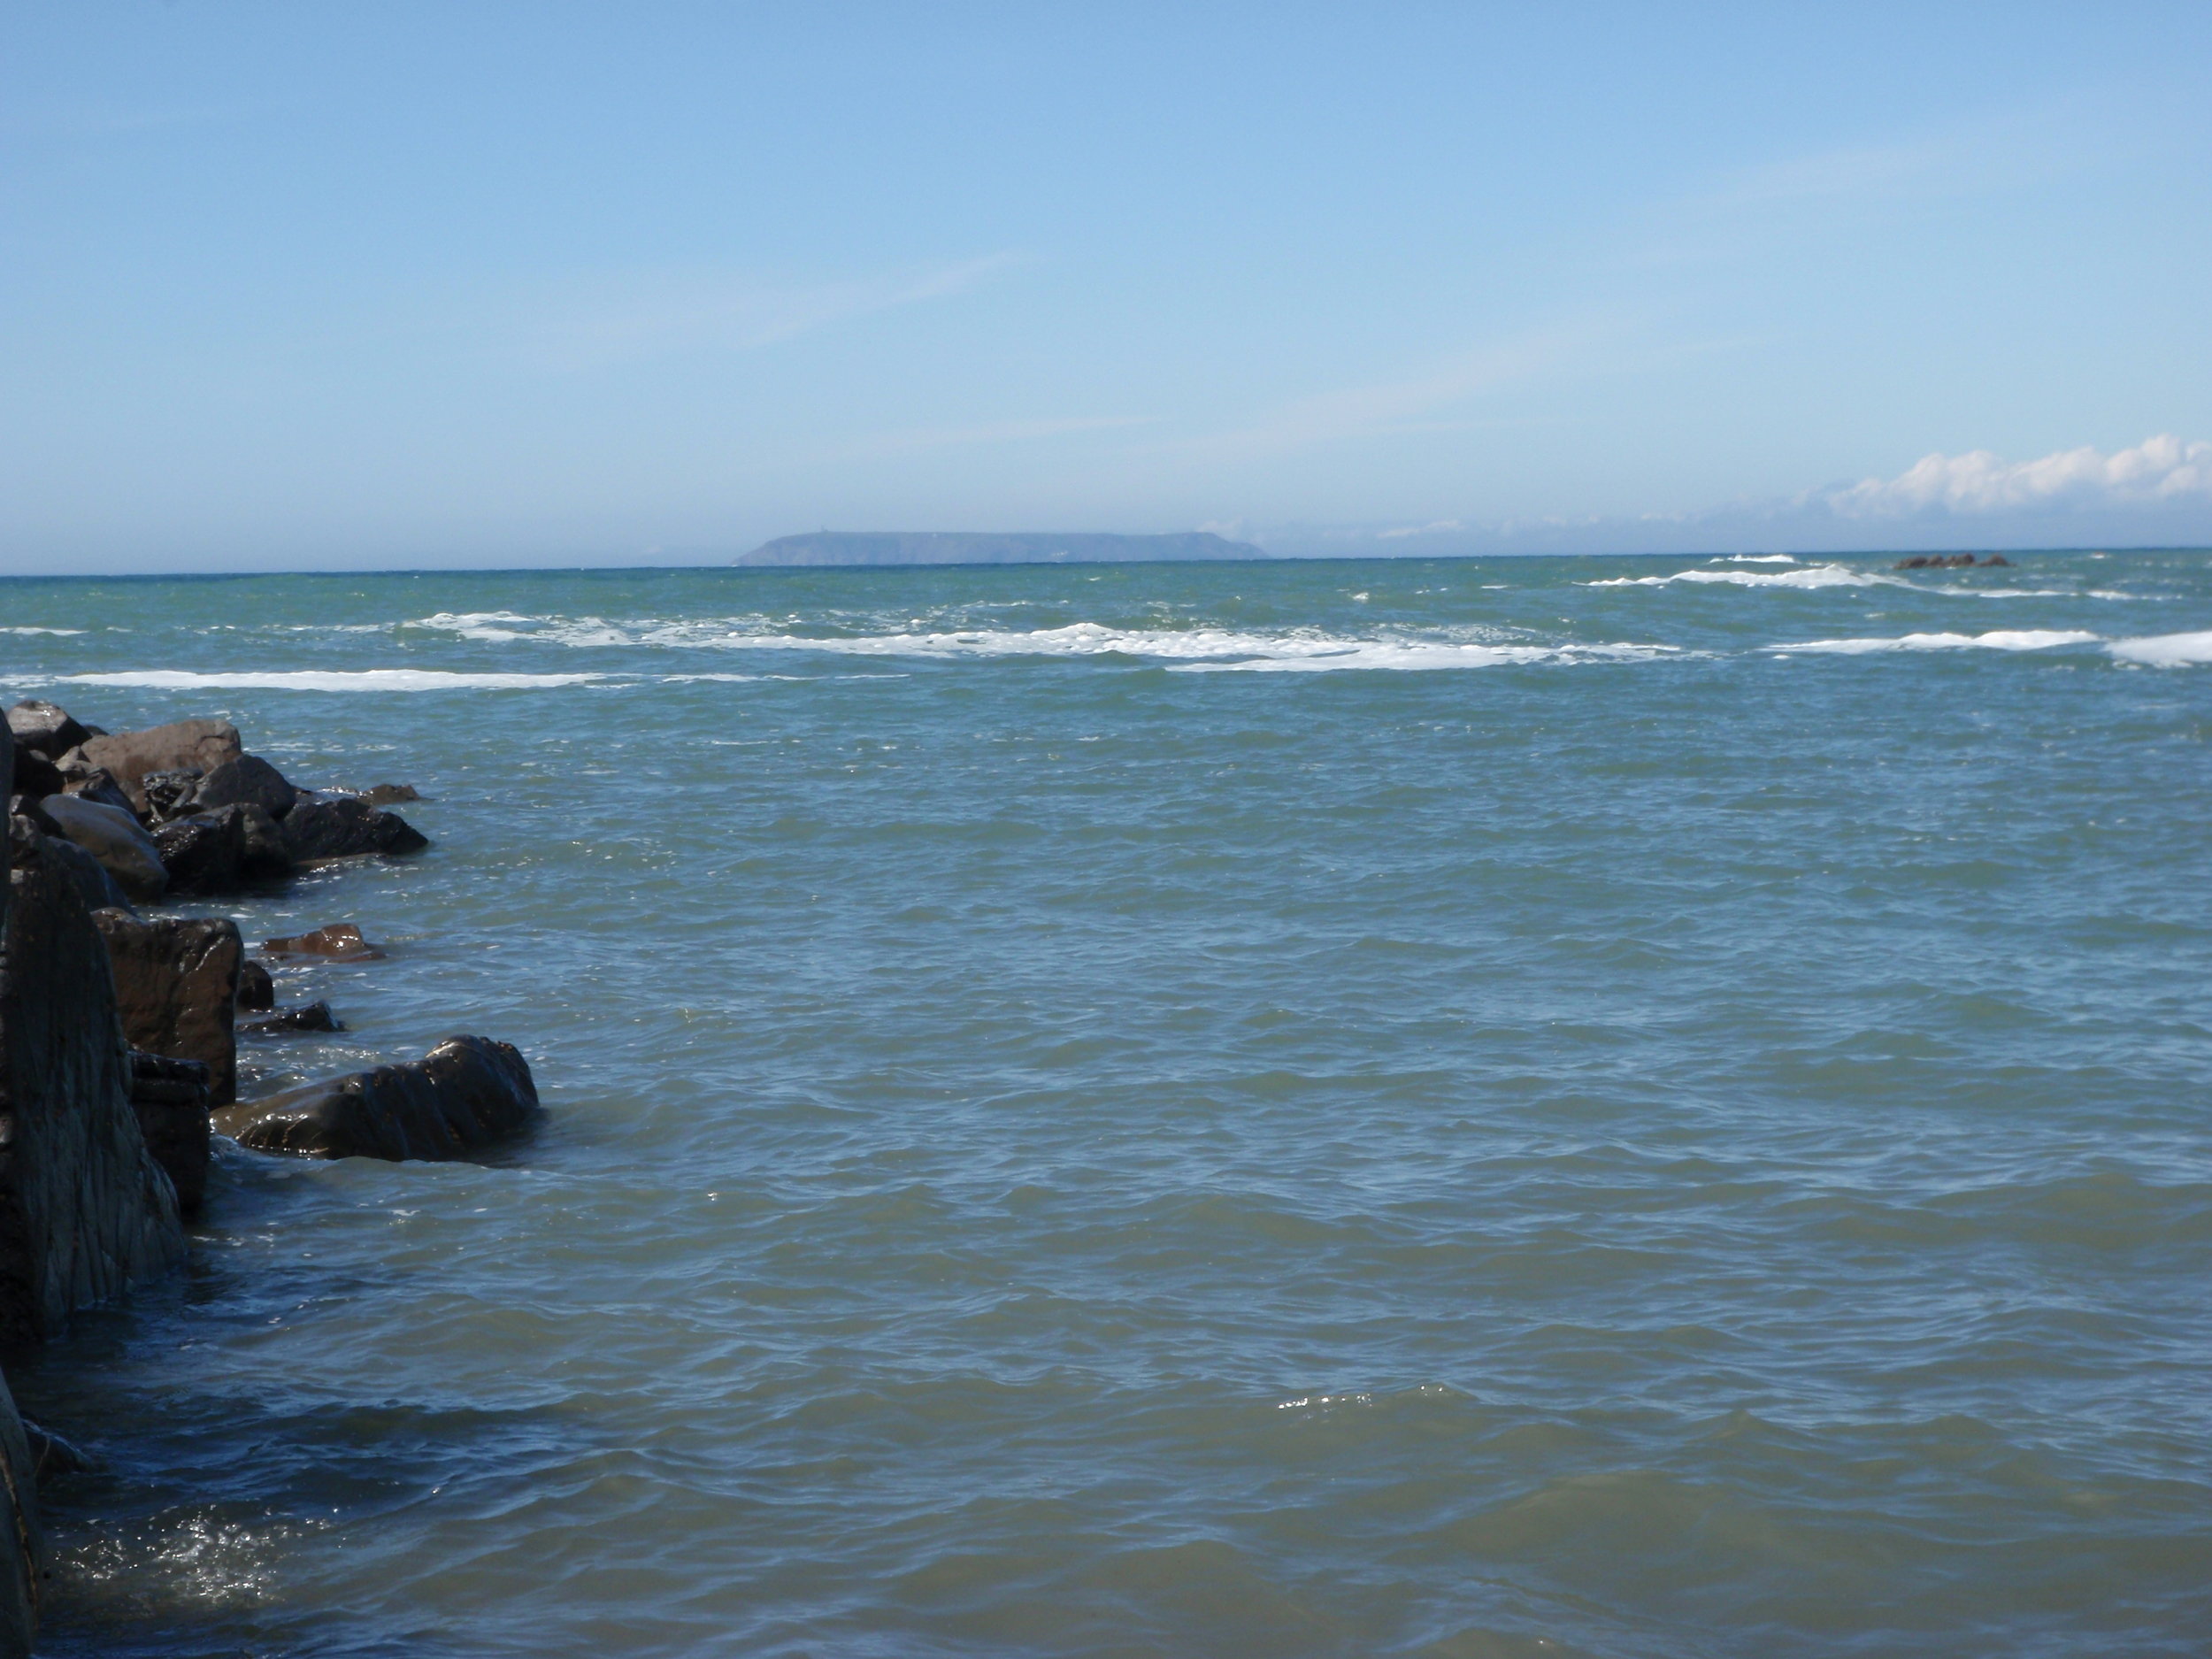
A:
1768 630 2101 655
50 670 610 692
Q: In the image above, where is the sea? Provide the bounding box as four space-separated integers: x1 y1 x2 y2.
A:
4 549 2211 1657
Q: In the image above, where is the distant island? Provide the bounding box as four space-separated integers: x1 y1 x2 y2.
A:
735 531 1271 567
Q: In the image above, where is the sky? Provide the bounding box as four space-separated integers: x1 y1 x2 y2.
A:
3 1 2209 573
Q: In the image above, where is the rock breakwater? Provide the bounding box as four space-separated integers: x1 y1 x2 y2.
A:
0 697 541 1655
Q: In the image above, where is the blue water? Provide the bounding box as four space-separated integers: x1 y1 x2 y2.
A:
5 549 2212 1656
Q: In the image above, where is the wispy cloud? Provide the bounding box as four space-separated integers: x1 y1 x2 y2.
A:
521 253 1024 370
1823 435 2212 518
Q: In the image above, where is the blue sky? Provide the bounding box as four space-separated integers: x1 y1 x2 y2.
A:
4 2 2209 572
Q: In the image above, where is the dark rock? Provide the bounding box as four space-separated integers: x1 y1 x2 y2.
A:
37 832 134 917
1985 553 2010 566
61 768 134 815
0 817 188 1346
236 959 275 1011
139 768 204 823
7 698 92 760
262 923 385 961
7 796 57 838
92 912 242 1106
237 803 294 879
75 719 242 816
193 754 297 821
280 797 429 863
21 1417 96 1478
7 748 65 800
39 795 167 901
359 783 421 806
126 1050 211 1217
239 1000 342 1034
150 807 248 895
214 1035 539 1161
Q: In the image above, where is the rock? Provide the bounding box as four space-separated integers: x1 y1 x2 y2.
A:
262 922 384 961
150 806 247 895
0 1374 42 1659
239 1000 342 1034
0 818 187 1347
74 719 242 816
214 1035 539 1161
92 912 242 1106
280 796 429 863
139 767 204 823
35 830 134 917
126 1050 211 1217
359 783 421 805
61 768 134 815
193 754 297 821
1985 553 2010 566
6 698 91 759
237 803 294 879
6 748 65 800
20 1417 95 1479
38 795 168 901
236 958 275 1011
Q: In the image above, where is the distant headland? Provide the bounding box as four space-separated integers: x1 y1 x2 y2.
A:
735 531 1271 567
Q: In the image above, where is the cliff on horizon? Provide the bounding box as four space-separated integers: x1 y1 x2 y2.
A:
735 531 1271 567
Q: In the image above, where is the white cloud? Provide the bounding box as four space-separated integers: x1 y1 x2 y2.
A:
1824 435 2212 518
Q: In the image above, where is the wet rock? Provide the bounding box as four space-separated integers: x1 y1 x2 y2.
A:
139 767 204 823
61 767 134 815
73 718 242 816
236 958 275 1011
280 796 429 863
126 1050 212 1217
261 922 384 961
237 803 295 879
21 1417 96 1479
7 748 65 800
150 806 248 895
192 754 297 821
214 1035 539 1161
35 830 134 917
359 783 421 806
239 1000 342 1034
92 911 242 1106
38 795 168 901
7 698 92 759
0 815 187 1347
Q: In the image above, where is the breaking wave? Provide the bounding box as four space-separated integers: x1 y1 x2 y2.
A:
1769 631 2101 655
2108 629 2212 666
1582 563 1888 590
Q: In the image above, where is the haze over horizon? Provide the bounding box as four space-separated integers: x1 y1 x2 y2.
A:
4 3 2208 575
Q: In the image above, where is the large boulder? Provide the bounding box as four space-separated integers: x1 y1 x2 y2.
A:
73 719 241 816
39 795 167 901
5 749 65 801
92 912 242 1106
192 754 296 820
36 832 134 917
150 803 292 894
236 958 275 1011
0 1371 42 1659
214 1036 539 1161
280 796 429 863
0 819 186 1346
126 1051 211 1217
5 699 91 759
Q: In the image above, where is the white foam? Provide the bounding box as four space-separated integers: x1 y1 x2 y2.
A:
1769 630 2101 655
55 670 608 692
2108 629 2212 666
1718 554 1800 564
0 626 84 634
1175 641 1682 672
1583 563 1886 590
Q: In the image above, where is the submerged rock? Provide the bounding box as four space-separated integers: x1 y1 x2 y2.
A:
238 1000 342 1034
73 718 241 816
214 1035 539 1161
236 958 275 1011
262 922 384 961
93 911 242 1106
39 795 167 901
281 796 429 863
358 783 421 805
126 1050 212 1217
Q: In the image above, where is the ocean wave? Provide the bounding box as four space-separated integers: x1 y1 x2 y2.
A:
2108 629 2212 666
0 626 85 634
1769 631 2101 655
52 670 610 691
1582 563 1886 590
1173 640 1684 672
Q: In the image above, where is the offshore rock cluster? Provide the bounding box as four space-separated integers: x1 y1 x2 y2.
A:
0 699 541 1655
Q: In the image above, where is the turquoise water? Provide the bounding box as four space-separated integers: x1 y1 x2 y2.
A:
5 550 2212 1656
